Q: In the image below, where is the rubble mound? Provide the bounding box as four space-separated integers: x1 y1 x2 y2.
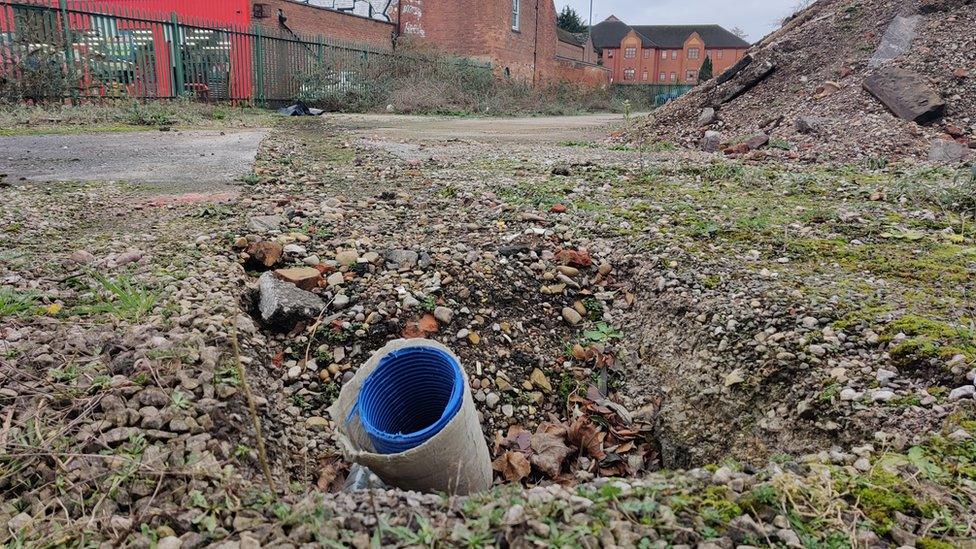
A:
635 0 975 163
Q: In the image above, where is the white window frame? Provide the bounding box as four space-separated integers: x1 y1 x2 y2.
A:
659 72 666 82
660 50 667 59
671 50 677 60
623 68 636 80
688 47 700 60
511 0 520 31
624 47 636 59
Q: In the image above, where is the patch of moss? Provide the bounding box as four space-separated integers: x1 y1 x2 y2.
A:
843 471 930 535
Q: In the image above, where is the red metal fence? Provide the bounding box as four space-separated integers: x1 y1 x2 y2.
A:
0 0 476 104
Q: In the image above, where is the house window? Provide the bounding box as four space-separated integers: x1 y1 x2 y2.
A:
642 70 648 81
661 50 667 59
670 72 677 82
671 51 678 60
624 68 636 80
688 48 700 59
659 72 666 82
625 47 636 59
686 70 697 81
717 50 724 60
511 0 520 31
607 50 614 58
643 49 650 59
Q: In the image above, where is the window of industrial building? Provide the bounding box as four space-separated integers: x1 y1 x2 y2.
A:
512 0 520 31
643 49 650 59
659 72 666 82
686 70 697 81
625 47 636 59
624 68 636 80
670 72 677 82
671 51 678 60
688 48 700 59
661 50 667 59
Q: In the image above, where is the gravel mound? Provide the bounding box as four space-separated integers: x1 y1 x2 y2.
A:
634 0 975 163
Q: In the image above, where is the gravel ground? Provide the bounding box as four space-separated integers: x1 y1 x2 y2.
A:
1 113 974 547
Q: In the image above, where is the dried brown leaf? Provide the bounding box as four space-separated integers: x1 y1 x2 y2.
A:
568 417 606 460
492 451 531 482
529 424 572 478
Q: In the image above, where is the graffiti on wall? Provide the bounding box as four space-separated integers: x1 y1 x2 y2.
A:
307 0 396 22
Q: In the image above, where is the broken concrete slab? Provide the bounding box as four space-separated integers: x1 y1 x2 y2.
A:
928 139 970 164
258 271 326 329
710 57 776 106
863 67 946 124
869 15 920 69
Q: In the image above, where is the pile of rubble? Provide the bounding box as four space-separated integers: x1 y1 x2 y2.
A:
635 0 975 163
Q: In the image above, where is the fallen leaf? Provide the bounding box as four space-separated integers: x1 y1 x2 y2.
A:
568 417 606 460
492 451 531 482
530 425 572 478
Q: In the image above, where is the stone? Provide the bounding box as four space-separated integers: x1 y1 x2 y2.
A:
875 369 897 384
863 67 946 124
332 294 350 309
948 385 975 401
702 131 723 152
795 117 822 134
386 249 419 268
929 139 970 164
501 404 514 417
247 215 285 232
335 250 359 266
868 15 920 69
305 416 330 431
871 390 896 402
283 244 306 256
274 267 322 291
327 272 344 287
745 134 769 150
485 392 500 409
69 250 95 264
248 241 283 268
724 369 746 387
156 537 182 549
114 250 143 267
257 271 326 329
561 307 583 325
697 107 717 126
530 369 552 393
7 512 32 532
433 306 454 324
953 67 969 79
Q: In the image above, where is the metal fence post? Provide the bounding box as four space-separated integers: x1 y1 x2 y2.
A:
254 25 265 106
58 0 77 104
170 12 184 98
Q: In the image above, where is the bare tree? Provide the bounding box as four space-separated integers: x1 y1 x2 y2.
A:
730 26 748 40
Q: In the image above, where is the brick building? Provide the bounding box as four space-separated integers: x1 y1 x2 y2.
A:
256 0 603 85
591 16 750 85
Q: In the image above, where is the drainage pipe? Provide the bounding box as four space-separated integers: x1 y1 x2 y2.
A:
329 339 492 495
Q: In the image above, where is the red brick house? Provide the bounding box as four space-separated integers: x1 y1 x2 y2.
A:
591 16 750 85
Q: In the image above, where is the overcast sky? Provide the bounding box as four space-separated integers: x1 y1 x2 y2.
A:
555 0 801 42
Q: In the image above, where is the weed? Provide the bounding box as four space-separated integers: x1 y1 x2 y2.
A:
72 273 158 321
0 287 40 318
582 322 623 343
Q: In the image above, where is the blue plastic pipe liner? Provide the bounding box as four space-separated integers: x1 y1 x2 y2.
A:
356 345 465 454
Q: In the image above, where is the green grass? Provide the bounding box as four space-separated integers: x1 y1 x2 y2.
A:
0 287 41 318
71 273 158 321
